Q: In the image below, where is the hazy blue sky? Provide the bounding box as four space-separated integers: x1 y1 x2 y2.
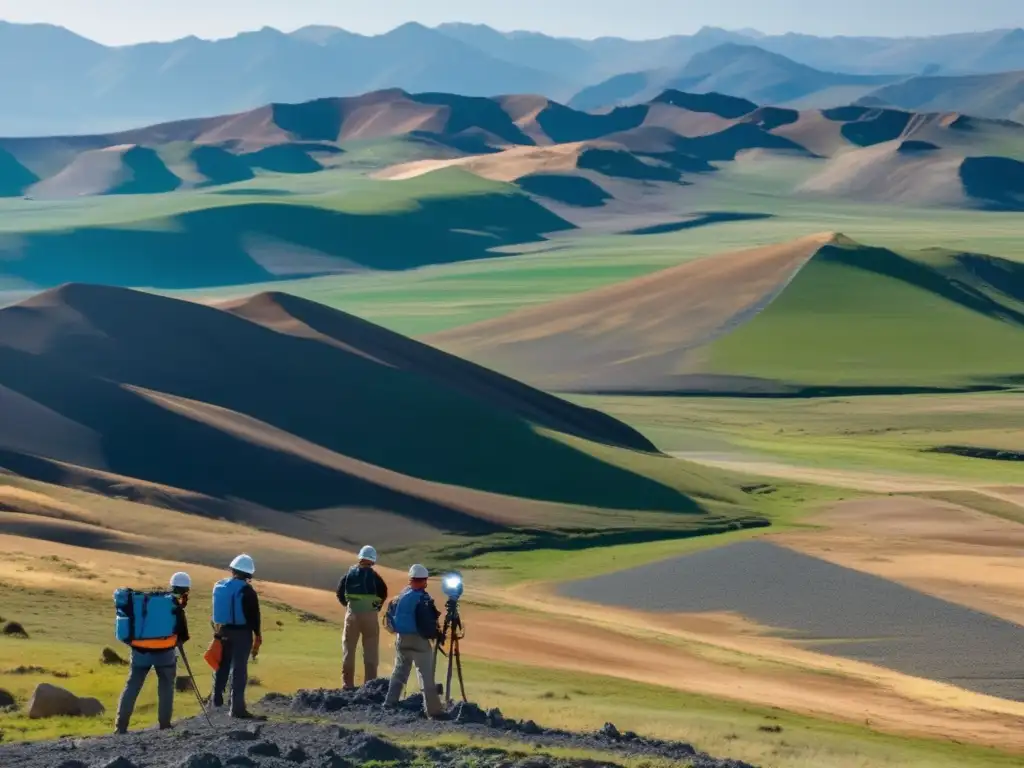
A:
1 0 1020 44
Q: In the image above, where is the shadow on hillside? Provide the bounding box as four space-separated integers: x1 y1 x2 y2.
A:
0 290 710 518
625 211 774 235
0 195 575 289
515 173 612 207
960 156 1024 211
818 244 1024 325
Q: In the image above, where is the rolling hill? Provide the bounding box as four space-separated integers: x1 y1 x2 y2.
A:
3 21 1024 136
0 284 760 556
569 44 900 111
426 234 1024 395
858 70 1024 123
798 140 1024 210
2 87 1024 294
0 172 575 289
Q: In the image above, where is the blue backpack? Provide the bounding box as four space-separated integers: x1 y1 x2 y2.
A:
212 577 247 626
384 587 423 635
113 588 178 650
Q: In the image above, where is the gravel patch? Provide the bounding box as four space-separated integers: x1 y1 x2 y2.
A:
0 680 757 767
557 539 1024 700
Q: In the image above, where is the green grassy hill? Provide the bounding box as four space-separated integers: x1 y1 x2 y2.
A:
0 284 759 561
699 238 1024 392
0 169 574 289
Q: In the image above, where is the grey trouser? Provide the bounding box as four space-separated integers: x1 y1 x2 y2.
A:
384 633 443 716
116 651 176 731
212 627 253 715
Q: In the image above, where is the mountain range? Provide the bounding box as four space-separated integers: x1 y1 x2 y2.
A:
2 20 1024 135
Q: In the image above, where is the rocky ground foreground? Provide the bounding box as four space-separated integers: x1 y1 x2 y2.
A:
0 678 758 767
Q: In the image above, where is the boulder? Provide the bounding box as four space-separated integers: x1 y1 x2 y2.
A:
176 675 193 693
2 622 28 638
179 755 223 768
0 688 15 709
78 697 106 717
101 647 128 666
27 683 105 718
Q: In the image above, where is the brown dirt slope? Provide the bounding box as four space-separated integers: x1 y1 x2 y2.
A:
28 145 182 199
799 139 1024 209
427 233 837 392
0 285 754 552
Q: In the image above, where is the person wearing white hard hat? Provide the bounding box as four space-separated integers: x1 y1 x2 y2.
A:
114 571 192 734
210 554 264 720
336 544 389 690
382 564 444 717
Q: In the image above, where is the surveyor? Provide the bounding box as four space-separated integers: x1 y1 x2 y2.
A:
210 553 264 720
114 571 191 734
382 564 444 717
336 544 389 689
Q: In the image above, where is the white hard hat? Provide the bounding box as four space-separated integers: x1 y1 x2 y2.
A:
169 572 191 589
358 545 377 563
409 564 429 579
230 553 255 575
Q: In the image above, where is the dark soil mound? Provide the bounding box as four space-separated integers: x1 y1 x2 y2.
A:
0 681 758 767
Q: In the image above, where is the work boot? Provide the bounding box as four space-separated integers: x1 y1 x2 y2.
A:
231 711 267 721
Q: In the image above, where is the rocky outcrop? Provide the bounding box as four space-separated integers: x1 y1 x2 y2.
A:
0 680 758 768
26 683 106 719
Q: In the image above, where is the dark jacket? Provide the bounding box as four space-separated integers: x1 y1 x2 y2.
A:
240 582 261 636
336 566 388 611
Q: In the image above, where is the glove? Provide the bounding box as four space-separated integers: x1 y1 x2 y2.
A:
252 635 262 659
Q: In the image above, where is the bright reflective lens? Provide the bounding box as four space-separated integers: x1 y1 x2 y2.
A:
442 572 464 599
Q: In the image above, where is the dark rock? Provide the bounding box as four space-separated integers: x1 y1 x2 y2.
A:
486 707 509 728
520 719 542 735
285 744 310 763
599 722 620 740
102 758 140 768
55 762 88 768
317 752 353 768
175 676 193 693
179 754 223 768
225 725 261 741
622 731 638 741
453 701 488 724
101 647 128 666
0 688 15 709
224 758 257 767
2 621 28 639
343 733 407 762
247 740 281 758
398 692 425 711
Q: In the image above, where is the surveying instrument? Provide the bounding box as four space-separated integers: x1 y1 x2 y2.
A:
433 571 467 704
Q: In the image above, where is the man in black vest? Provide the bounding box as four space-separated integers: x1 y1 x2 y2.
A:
336 545 388 689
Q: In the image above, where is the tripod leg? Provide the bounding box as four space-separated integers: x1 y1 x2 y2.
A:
453 638 467 702
445 632 456 705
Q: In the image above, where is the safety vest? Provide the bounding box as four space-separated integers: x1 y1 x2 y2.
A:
344 565 380 613
389 586 425 635
212 577 248 626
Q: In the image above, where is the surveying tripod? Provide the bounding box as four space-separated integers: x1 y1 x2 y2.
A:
433 598 467 704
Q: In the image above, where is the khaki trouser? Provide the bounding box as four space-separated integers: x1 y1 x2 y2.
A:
384 633 443 716
342 609 380 688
